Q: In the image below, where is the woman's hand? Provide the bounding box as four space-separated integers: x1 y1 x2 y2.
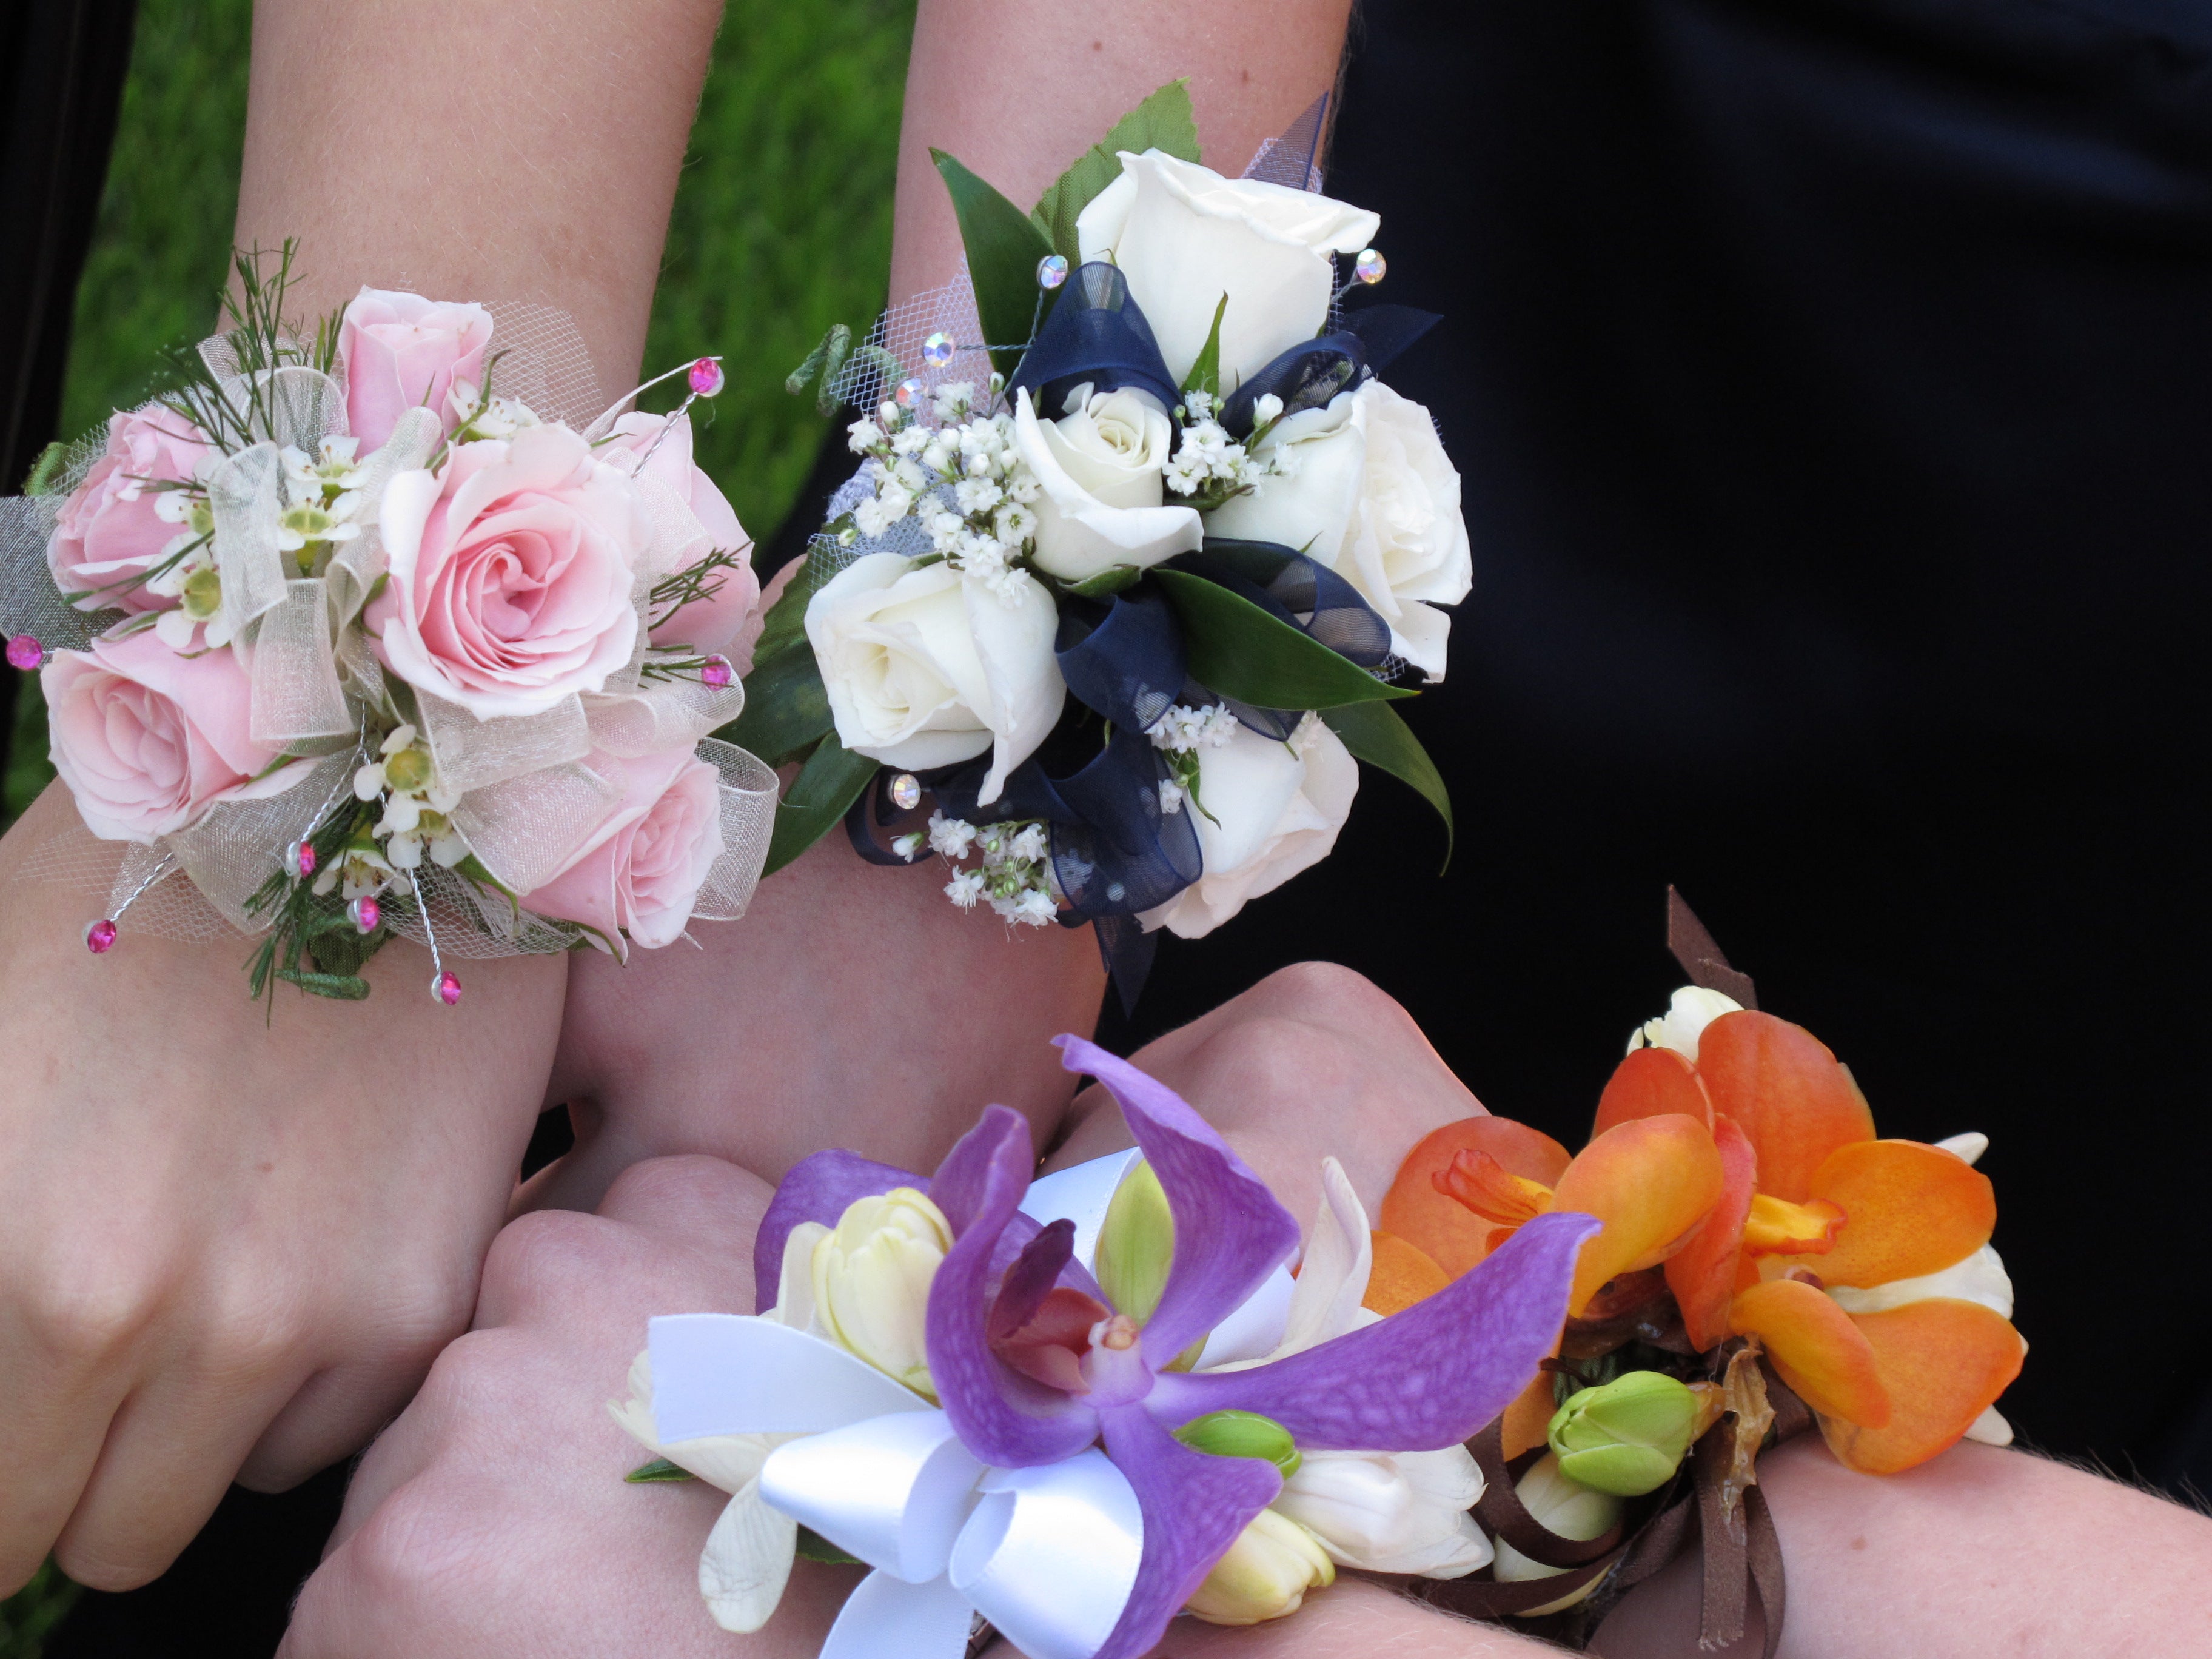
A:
280 1153 863 1659
0 789 566 1593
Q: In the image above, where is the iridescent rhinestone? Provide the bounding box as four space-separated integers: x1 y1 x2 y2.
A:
687 357 726 397
349 894 381 934
888 772 922 812
431 970 462 1006
700 655 734 690
1036 253 1070 290
84 918 118 954
922 332 955 368
5 634 44 671
1353 248 1387 286
893 377 927 411
283 839 316 880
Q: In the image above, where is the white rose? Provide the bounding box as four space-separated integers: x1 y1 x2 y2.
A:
1272 1446 1492 1578
1012 386 1202 582
1076 149 1379 386
1205 380 1471 680
1142 713 1358 939
805 553 1064 806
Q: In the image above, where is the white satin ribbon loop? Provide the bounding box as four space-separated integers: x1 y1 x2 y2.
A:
818 1569 975 1659
759 1409 985 1584
949 1450 1144 1659
648 1315 930 1443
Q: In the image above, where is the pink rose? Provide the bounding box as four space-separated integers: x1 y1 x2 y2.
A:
46 406 214 614
603 411 763 672
44 630 286 842
520 745 725 950
336 287 494 451
371 424 649 718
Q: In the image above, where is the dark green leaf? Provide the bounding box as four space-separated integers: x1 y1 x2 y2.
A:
625 1458 696 1484
1150 569 1416 711
456 852 515 897
750 554 837 666
23 440 69 495
795 1526 864 1566
1029 81 1201 264
1321 702 1454 870
1182 294 1228 398
1062 564 1144 599
275 968 372 1001
722 642 833 768
764 734 878 876
931 150 1056 379
784 322 852 407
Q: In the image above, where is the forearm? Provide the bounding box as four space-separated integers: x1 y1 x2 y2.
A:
236 0 723 385
890 0 1357 302
1595 1438 2212 1658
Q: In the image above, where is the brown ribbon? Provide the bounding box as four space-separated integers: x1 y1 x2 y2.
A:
1667 886 1758 1010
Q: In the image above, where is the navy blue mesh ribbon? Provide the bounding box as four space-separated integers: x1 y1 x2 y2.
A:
1218 305 1443 438
1008 262 1182 418
1171 538 1393 739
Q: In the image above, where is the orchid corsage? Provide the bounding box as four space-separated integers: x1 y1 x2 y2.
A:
733 84 1465 1004
0 246 776 1004
617 1034 1597 1658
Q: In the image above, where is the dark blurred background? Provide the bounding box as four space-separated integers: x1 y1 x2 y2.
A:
5 0 2209 1652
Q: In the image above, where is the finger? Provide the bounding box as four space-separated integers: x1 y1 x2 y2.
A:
52 1346 312 1590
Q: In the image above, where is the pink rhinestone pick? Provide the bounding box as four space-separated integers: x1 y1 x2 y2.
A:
84 918 118 954
431 970 461 1006
700 655 734 689
687 358 725 398
7 635 45 671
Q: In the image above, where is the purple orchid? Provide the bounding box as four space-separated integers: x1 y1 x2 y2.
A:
755 1034 1598 1659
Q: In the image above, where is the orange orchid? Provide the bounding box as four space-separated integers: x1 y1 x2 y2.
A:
1378 989 2027 1478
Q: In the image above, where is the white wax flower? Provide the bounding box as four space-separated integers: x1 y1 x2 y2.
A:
1141 714 1358 939
1274 1447 1492 1577
1205 381 1471 681
1626 984 1745 1063
1011 387 1202 581
805 552 1064 808
809 1187 953 1399
1076 149 1379 385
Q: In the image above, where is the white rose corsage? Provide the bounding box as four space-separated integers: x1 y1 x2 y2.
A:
741 85 1465 1004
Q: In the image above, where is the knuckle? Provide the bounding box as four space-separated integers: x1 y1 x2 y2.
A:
602 1153 773 1229
18 1256 173 1366
1252 960 1409 1030
477 1208 618 1313
340 1480 484 1619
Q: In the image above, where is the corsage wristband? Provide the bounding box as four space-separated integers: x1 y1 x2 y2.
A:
1 250 775 1004
737 85 1466 1007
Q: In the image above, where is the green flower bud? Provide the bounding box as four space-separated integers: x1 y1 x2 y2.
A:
1173 1410 1302 1480
1095 1158 1176 1324
1546 1370 1700 1497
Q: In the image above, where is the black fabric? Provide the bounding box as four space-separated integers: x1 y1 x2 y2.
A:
1111 0 2212 1492
0 0 137 791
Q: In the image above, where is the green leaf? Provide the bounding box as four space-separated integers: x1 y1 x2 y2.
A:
1181 294 1228 398
625 1458 696 1484
22 440 69 495
1029 81 1201 264
932 150 1057 380
784 322 852 408
1150 569 1417 711
1062 564 1144 599
795 1526 864 1566
274 967 372 1001
751 554 837 666
1321 702 1454 871
764 734 878 876
722 642 832 768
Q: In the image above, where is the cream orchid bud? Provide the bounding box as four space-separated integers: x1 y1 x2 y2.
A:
1547 1371 1700 1496
1095 1158 1176 1324
1273 1447 1492 1578
1185 1508 1335 1626
1492 1452 1623 1614
809 1187 951 1399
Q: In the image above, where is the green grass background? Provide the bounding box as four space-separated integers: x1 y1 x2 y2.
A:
0 0 911 1644
2 0 910 824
